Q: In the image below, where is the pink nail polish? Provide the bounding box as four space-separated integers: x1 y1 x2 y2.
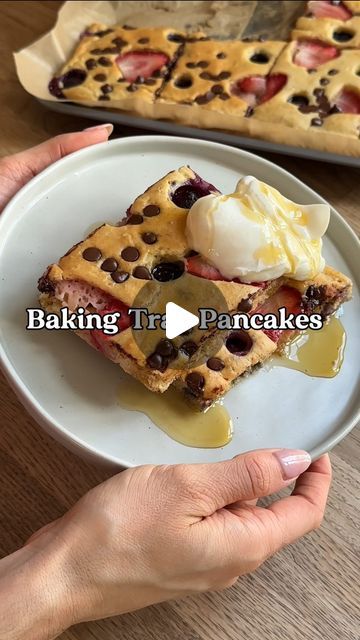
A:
83 123 114 135
274 449 311 480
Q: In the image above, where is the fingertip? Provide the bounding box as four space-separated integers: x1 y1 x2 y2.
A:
83 123 114 137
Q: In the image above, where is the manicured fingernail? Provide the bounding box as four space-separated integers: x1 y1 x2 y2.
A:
83 123 114 135
274 449 311 480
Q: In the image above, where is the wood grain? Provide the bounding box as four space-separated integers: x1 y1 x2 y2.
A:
0 3 359 639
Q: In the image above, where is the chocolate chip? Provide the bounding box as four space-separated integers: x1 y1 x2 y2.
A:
167 33 185 42
329 104 342 114
121 247 140 262
313 88 325 98
311 117 323 126
298 103 318 114
328 68 339 75
85 58 97 70
212 84 224 94
219 92 230 100
147 353 166 371
127 214 143 224
144 78 156 85
101 83 113 94
138 37 149 44
98 57 112 66
198 60 209 68
101 257 118 272
135 75 145 84
123 24 136 30
156 339 177 359
186 62 197 69
142 232 157 244
153 69 162 78
133 266 151 280
226 331 253 356
186 372 205 394
94 73 107 82
250 52 269 64
83 247 102 261
143 204 160 217
152 261 184 282
195 91 214 104
175 75 193 88
90 48 103 55
245 106 254 117
217 52 226 59
320 78 330 86
98 95 110 101
288 94 309 106
237 297 252 312
307 68 317 74
207 357 224 371
112 37 127 47
126 84 138 92
333 30 354 42
180 341 198 357
111 270 129 283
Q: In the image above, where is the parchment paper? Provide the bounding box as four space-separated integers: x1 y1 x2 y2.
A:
14 0 305 103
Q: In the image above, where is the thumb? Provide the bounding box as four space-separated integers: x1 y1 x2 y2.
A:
0 124 113 211
186 449 311 515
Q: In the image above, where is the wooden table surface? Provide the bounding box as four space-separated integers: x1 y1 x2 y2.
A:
0 2 359 639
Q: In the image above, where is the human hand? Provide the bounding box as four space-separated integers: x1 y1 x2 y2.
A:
20 449 331 636
0 123 113 212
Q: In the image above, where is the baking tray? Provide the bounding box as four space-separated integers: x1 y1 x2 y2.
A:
40 99 360 167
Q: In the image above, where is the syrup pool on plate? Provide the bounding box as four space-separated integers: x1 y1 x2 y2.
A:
118 377 233 448
274 316 346 378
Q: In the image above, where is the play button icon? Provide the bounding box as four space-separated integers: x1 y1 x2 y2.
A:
131 271 229 370
165 302 199 340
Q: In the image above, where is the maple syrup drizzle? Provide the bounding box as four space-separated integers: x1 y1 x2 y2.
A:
118 378 233 448
274 316 346 378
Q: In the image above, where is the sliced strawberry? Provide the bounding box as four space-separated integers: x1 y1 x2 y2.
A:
308 0 352 20
293 40 339 69
260 74 287 103
186 255 226 281
257 286 303 343
90 300 132 351
238 75 267 95
333 88 360 113
116 51 169 82
99 301 132 332
258 286 302 316
233 74 287 105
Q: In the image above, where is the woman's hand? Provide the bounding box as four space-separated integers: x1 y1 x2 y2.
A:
3 449 330 639
0 124 113 213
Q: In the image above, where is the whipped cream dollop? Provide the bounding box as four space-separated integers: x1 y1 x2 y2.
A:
185 176 330 282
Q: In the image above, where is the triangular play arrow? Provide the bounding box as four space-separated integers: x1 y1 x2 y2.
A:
165 302 199 340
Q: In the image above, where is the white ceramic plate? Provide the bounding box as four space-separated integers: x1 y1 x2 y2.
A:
0 136 359 467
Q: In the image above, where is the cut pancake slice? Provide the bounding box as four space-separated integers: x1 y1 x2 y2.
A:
38 168 352 409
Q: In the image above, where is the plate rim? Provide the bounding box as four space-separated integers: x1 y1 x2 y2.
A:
0 134 359 467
